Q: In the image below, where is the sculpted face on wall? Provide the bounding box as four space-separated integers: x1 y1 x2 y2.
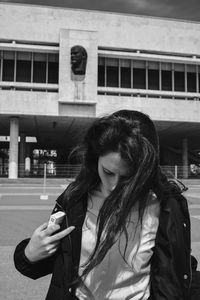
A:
71 45 88 75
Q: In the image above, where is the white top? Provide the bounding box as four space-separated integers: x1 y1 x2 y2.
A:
76 186 160 300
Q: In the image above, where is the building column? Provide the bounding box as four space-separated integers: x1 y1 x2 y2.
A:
182 138 188 179
19 133 26 177
8 117 19 179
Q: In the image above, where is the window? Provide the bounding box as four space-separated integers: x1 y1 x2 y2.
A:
1 50 59 87
33 53 46 83
174 64 185 92
48 53 59 83
187 65 196 92
106 58 119 87
0 51 2 81
198 67 200 93
133 60 146 89
97 53 199 98
161 62 172 91
16 52 31 82
148 61 159 90
2 51 14 81
98 57 105 86
121 59 131 88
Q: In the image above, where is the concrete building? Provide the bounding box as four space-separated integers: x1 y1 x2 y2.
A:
0 2 200 178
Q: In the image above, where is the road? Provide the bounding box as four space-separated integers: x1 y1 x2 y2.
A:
0 182 200 300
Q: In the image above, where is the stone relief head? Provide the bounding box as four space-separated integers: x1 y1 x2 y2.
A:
71 45 88 75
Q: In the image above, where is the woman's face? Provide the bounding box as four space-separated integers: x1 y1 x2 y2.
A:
98 152 130 197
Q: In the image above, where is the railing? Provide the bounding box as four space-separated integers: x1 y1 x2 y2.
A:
98 87 200 100
0 163 81 178
0 163 200 179
0 81 58 92
26 164 81 178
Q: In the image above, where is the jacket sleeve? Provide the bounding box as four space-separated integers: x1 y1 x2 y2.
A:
13 238 59 280
13 192 67 280
149 195 191 300
13 188 71 281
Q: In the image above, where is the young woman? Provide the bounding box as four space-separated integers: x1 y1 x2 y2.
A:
14 110 191 300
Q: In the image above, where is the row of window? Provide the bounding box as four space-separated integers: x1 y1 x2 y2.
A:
0 51 59 84
98 57 199 93
1 50 200 94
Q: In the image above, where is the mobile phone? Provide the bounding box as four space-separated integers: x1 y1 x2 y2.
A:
48 211 66 228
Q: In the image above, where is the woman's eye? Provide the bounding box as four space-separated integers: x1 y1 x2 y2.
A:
103 169 113 176
120 175 128 180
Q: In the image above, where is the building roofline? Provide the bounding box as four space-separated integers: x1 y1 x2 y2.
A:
1 2 200 25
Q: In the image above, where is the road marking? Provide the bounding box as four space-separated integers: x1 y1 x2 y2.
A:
189 204 200 209
0 205 53 210
0 186 64 189
191 215 200 220
0 193 60 196
186 186 200 189
186 193 200 197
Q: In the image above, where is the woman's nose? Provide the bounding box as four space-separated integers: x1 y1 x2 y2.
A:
110 175 119 190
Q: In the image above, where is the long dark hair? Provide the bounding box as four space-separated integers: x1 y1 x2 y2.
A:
66 109 179 279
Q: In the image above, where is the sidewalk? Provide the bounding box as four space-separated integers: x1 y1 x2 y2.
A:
181 179 200 186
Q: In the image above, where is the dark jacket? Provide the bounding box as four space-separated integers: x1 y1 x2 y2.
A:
14 190 191 300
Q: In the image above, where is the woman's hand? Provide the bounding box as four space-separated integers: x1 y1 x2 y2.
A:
24 222 75 263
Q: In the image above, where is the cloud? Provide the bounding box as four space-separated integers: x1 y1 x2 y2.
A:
168 0 200 21
129 0 171 11
1 0 200 21
123 0 173 15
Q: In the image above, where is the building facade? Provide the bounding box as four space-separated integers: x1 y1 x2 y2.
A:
0 3 200 178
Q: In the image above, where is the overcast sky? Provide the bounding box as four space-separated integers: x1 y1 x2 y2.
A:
1 0 200 22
